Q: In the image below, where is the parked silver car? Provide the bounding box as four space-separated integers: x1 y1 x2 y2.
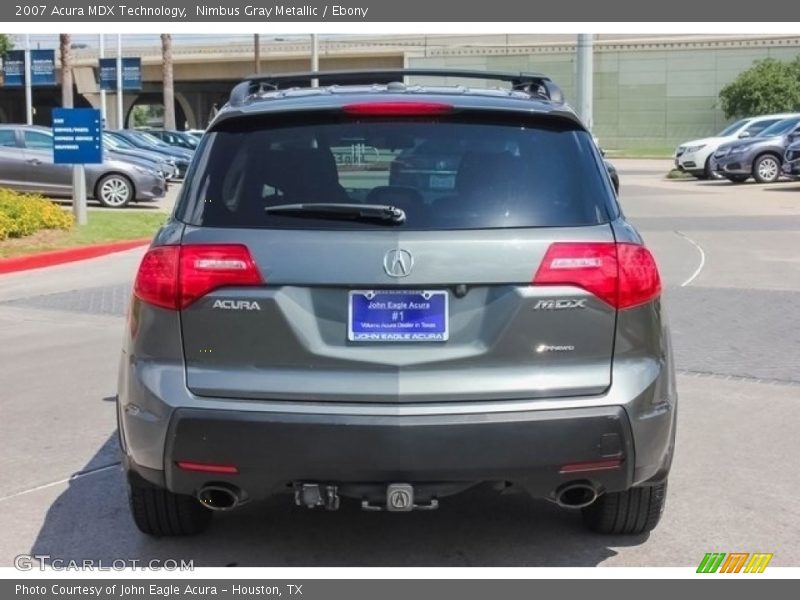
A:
0 124 166 207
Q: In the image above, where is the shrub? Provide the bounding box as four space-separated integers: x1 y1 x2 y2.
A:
718 57 800 119
0 188 74 241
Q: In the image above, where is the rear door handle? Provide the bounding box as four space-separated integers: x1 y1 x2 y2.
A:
26 158 42 165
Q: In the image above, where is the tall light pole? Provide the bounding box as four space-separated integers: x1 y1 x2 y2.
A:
116 34 123 128
254 34 261 74
24 34 33 124
99 34 107 124
576 34 594 131
310 34 319 87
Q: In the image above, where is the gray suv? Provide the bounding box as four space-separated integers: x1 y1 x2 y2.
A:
118 69 676 537
712 116 800 183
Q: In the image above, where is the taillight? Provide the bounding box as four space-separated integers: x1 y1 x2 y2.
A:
533 242 661 310
133 246 180 310
616 243 662 309
179 244 262 308
343 101 453 116
133 244 263 310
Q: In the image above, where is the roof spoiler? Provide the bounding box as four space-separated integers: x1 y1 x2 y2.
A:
227 68 565 107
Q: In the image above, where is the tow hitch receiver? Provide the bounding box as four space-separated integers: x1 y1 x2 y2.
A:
361 483 439 512
294 483 340 511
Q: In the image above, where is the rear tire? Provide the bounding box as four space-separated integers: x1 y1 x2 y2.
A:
128 474 212 536
581 481 667 535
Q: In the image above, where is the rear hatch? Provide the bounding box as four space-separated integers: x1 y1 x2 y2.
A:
175 105 620 403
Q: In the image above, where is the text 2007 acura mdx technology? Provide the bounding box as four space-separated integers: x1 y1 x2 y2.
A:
118 69 677 536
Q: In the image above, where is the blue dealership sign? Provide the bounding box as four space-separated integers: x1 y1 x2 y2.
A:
2 49 55 87
3 50 25 87
52 108 103 164
98 58 116 90
30 49 56 86
122 57 142 90
98 57 142 90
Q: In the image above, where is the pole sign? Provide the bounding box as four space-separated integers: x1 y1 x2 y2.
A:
122 57 142 90
98 57 142 90
98 58 116 90
52 108 103 164
30 49 56 86
2 50 25 87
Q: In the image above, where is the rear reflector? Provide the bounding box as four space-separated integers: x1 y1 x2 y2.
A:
559 459 622 474
533 242 661 310
343 101 453 116
176 461 239 475
133 244 263 310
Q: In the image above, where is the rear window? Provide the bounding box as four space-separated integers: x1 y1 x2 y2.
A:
178 113 614 230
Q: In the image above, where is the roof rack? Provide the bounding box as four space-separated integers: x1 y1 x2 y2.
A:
227 68 565 107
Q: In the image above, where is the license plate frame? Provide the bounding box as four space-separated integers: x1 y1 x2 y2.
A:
347 289 449 342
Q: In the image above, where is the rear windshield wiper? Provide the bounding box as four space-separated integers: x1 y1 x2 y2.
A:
264 203 406 224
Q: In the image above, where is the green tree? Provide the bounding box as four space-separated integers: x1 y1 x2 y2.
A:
131 106 149 128
719 57 800 119
0 34 13 57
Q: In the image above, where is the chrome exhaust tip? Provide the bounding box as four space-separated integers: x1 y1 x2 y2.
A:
554 482 599 509
197 484 241 511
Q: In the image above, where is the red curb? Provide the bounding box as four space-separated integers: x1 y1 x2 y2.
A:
0 238 151 275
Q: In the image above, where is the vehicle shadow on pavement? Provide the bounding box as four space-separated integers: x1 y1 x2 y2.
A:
764 184 800 192
29 430 649 567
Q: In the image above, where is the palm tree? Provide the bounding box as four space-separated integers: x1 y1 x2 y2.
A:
59 34 73 108
161 33 175 130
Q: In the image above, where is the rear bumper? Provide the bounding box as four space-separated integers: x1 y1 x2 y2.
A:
149 405 636 501
121 359 676 502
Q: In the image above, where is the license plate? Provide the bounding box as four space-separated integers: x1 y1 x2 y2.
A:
429 174 455 190
348 290 449 342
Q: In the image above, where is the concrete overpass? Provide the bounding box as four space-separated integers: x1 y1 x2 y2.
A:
2 34 799 148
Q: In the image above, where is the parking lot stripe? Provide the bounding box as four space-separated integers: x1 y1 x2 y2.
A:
674 230 706 287
0 462 120 503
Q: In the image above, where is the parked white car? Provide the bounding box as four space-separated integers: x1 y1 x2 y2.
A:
675 113 798 179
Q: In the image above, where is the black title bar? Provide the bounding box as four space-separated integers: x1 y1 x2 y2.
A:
5 1 800 22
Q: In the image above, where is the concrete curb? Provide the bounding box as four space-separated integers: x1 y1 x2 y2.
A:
0 238 151 275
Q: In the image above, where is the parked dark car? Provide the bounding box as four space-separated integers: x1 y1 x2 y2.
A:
0 125 165 207
118 69 674 538
143 128 199 151
711 116 800 183
782 139 800 180
103 133 178 180
106 130 192 178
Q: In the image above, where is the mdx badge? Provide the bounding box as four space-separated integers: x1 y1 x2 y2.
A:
533 299 587 310
212 299 261 311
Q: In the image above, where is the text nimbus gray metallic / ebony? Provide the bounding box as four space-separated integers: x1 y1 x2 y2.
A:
196 4 370 18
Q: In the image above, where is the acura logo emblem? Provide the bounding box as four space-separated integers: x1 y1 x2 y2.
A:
383 248 413 278
389 489 412 510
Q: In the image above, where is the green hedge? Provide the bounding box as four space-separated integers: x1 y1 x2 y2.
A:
0 188 74 241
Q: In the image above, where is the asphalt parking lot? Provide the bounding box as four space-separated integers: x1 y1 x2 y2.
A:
0 159 798 567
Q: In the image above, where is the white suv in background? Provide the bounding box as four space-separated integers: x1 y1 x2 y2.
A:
675 113 796 179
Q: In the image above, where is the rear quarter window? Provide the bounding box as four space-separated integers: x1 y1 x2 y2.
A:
177 112 615 230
